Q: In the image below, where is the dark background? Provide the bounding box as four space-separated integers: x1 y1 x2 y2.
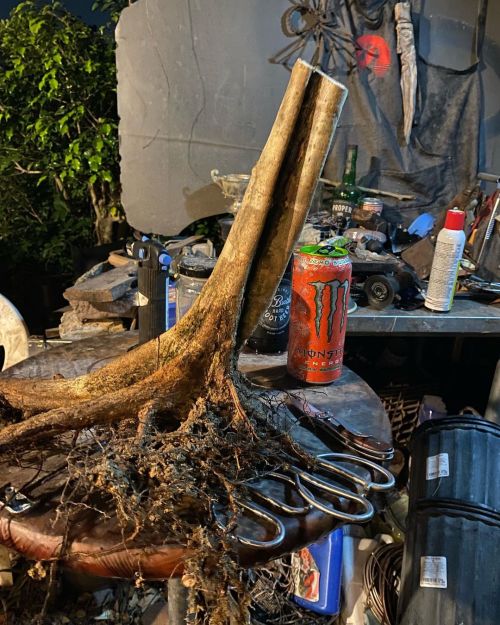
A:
0 1 107 24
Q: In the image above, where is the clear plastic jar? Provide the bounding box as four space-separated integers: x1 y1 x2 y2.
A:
176 256 217 321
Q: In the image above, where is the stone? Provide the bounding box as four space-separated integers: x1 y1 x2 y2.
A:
69 290 137 322
59 311 125 341
115 0 291 235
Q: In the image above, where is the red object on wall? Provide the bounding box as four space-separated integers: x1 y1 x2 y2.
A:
356 34 391 77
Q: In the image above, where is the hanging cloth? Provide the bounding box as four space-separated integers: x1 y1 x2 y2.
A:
324 0 488 223
395 2 417 145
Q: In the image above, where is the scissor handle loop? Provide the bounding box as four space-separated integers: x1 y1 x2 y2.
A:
317 453 395 492
212 500 286 549
294 471 374 523
244 472 311 515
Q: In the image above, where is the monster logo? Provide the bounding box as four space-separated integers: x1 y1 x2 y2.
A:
309 279 349 341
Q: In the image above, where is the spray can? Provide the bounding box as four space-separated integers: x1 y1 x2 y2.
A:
425 209 465 312
287 245 351 384
292 527 343 616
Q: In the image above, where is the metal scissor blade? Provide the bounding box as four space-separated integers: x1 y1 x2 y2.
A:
285 395 394 460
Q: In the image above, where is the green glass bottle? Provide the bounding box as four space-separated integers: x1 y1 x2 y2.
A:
330 145 362 232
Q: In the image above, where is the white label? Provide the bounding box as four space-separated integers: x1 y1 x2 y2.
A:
136 292 149 307
426 453 449 480
291 548 320 602
420 556 447 588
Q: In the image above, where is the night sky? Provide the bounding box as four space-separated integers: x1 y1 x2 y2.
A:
0 1 108 25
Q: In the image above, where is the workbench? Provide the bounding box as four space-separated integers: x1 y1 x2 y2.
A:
346 298 500 422
346 299 500 336
3 332 392 444
0 332 392 582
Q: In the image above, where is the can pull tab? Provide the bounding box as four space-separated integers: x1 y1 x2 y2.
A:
300 244 349 258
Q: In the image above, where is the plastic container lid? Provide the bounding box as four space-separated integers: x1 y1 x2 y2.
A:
444 208 465 231
178 256 217 278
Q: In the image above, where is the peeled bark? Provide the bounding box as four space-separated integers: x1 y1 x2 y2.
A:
0 59 348 456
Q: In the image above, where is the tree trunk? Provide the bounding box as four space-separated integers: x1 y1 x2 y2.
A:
0 59 348 457
0 60 348 625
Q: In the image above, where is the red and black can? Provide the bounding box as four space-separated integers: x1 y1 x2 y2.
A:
287 246 351 384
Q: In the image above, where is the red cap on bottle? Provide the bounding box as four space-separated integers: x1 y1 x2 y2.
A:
444 208 465 231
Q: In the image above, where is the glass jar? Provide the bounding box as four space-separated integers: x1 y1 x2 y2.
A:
176 256 217 321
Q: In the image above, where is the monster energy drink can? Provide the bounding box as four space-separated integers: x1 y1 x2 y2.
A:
287 245 351 384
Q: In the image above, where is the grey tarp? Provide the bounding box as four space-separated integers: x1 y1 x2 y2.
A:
323 0 487 223
117 0 487 233
116 0 294 235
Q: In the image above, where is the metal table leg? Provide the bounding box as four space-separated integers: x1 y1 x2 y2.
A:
167 578 189 625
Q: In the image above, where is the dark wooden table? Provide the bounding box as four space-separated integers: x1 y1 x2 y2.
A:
0 331 391 580
3 332 391 443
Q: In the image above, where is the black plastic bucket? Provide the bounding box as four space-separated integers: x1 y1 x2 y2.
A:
409 416 500 513
398 500 500 625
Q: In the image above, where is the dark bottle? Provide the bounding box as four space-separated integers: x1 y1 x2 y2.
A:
247 264 292 353
331 145 362 232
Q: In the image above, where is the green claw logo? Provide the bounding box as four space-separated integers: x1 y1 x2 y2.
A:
309 279 349 341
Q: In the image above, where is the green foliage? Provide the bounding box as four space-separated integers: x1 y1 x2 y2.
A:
92 0 135 22
0 1 121 272
180 216 227 254
0 176 92 269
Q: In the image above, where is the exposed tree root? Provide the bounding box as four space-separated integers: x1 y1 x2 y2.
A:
0 61 348 625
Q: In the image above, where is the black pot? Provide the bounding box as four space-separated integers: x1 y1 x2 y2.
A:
409 416 500 513
399 500 500 625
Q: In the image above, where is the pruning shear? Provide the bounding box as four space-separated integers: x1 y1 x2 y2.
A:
213 447 395 549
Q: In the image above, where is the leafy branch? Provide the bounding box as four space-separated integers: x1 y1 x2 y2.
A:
0 0 124 271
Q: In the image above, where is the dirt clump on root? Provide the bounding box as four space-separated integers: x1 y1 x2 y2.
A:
2 383 304 625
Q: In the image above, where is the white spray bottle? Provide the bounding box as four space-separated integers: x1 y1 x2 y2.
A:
425 208 466 312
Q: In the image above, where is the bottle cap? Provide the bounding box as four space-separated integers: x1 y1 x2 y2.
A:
179 256 217 279
444 208 465 231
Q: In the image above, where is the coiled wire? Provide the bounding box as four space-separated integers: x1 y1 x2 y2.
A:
363 542 403 625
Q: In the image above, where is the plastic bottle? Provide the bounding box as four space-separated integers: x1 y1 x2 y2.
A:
291 527 343 616
425 208 465 312
247 261 292 353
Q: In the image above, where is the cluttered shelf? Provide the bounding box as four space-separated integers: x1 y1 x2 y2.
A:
347 298 500 336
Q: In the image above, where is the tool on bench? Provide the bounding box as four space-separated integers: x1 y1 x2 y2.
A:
0 485 34 515
128 238 171 345
213 441 395 549
0 460 69 516
286 394 394 462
